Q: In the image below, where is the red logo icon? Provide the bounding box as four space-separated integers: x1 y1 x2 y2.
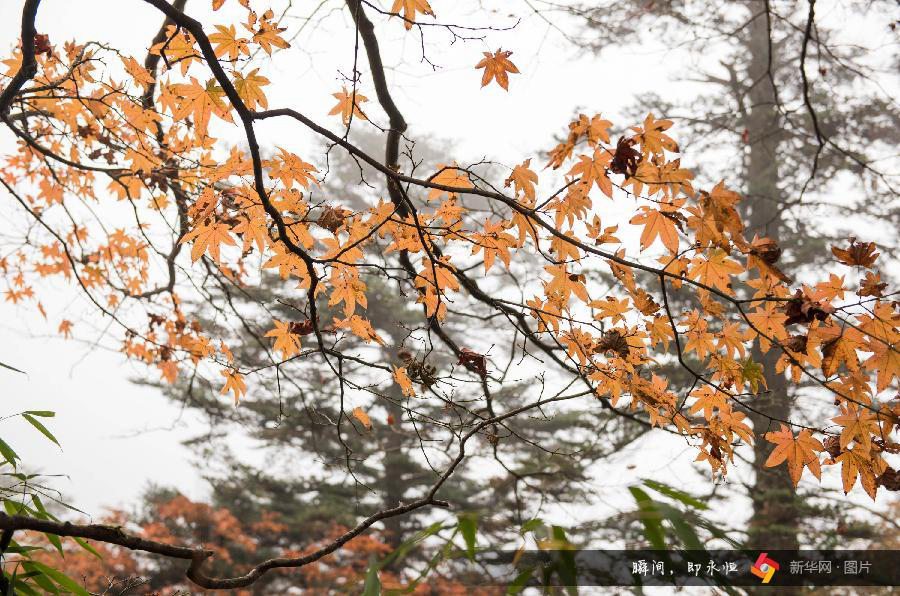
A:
751 552 779 583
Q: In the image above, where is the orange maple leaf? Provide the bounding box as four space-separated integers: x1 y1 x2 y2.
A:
475 49 520 91
390 0 434 30
233 68 269 110
687 249 742 294
58 319 73 339
505 158 538 202
764 424 824 487
835 447 887 499
265 320 302 359
630 205 681 254
181 221 237 263
352 406 373 430
428 163 473 200
393 366 416 397
328 87 369 125
209 24 249 61
220 368 247 404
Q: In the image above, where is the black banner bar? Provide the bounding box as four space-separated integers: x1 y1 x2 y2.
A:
470 550 900 587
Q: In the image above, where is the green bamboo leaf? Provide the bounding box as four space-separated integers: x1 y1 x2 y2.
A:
656 503 704 550
520 518 544 534
22 414 60 447
629 486 666 549
0 438 19 467
72 537 102 559
457 513 478 561
24 562 90 596
506 567 534 594
362 556 381 596
641 479 708 510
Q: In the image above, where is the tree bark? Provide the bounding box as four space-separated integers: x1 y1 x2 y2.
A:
743 0 801 553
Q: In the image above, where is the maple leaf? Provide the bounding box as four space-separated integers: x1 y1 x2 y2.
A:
158 361 178 384
268 147 318 189
390 0 434 30
739 357 766 393
832 404 879 453
328 87 369 125
590 296 630 324
58 319 73 339
428 163 473 200
233 68 269 110
475 49 520 91
265 320 302 359
689 386 727 420
250 18 290 54
609 136 640 177
831 237 879 268
811 273 846 302
746 303 789 353
764 424 824 487
458 348 487 378
170 77 232 134
543 264 589 304
835 448 887 499
33 33 51 55
567 149 612 198
746 235 790 282
334 315 385 345
209 24 249 61
817 326 863 378
352 406 373 430
120 55 155 90
328 267 368 316
220 368 247 404
471 220 518 272
393 366 416 397
151 26 199 75
505 158 538 202
630 205 681 254
632 113 677 155
864 342 899 394
858 271 887 298
646 315 675 349
687 249 742 294
180 221 237 263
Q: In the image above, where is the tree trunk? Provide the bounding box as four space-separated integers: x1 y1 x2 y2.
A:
742 0 801 553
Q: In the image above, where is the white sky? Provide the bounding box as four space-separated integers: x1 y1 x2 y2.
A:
0 0 895 532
